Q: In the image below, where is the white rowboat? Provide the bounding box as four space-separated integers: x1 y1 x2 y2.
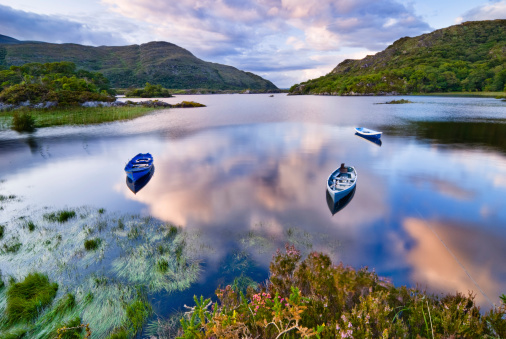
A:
327 164 357 202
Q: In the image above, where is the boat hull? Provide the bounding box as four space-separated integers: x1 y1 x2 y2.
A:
126 166 155 193
355 127 382 139
124 153 153 181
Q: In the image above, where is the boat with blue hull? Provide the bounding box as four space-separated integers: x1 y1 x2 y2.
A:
355 127 382 139
327 163 357 202
126 166 154 194
124 153 153 181
355 133 382 146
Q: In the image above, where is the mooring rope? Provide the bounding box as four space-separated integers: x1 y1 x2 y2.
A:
414 208 495 308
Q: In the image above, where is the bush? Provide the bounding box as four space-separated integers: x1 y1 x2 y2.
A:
11 112 35 132
180 246 506 338
6 272 58 324
84 238 101 251
0 83 51 104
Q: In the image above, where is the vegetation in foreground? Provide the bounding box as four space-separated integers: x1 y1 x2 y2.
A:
179 245 506 338
0 106 162 130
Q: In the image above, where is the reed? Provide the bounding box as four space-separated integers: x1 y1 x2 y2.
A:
0 106 162 130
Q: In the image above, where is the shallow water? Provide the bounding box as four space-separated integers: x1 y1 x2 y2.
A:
1 94 506 316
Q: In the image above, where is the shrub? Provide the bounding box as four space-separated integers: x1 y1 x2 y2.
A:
11 112 35 132
6 272 58 324
84 238 101 251
44 210 76 223
180 246 506 338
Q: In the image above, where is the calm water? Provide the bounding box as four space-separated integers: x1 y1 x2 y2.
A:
1 94 506 311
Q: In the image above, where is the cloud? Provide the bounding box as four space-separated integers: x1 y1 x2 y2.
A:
461 0 506 21
0 4 128 46
102 0 431 87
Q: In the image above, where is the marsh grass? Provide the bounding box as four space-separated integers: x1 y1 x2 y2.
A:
0 195 16 201
84 238 101 251
25 221 35 232
0 207 201 338
0 106 161 130
11 112 36 132
5 273 58 324
44 209 76 223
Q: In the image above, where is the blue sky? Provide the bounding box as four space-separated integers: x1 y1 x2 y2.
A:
0 0 505 87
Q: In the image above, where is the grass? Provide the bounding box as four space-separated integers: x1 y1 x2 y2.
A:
0 194 16 201
84 238 101 251
3 241 22 253
6 272 59 324
0 224 5 239
0 106 162 130
43 210 76 223
26 221 35 232
11 112 35 132
412 91 506 98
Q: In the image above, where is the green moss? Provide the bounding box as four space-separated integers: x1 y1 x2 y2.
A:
43 210 76 223
84 238 101 251
6 272 58 324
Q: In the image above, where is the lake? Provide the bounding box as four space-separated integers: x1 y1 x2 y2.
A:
1 94 505 332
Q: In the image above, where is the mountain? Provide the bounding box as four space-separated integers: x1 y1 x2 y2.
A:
289 20 506 95
0 37 278 91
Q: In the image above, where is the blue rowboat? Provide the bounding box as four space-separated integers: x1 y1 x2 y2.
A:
124 153 153 181
355 127 382 139
326 164 357 202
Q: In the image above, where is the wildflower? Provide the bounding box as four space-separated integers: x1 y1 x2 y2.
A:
348 322 352 328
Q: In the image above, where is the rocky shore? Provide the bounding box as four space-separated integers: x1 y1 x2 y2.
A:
0 99 205 111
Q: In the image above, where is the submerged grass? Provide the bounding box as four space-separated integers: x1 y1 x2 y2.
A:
5 272 58 324
0 207 202 338
0 106 162 130
43 209 76 223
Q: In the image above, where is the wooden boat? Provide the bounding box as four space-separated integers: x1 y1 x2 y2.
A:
124 153 153 181
355 133 382 146
327 164 357 202
326 186 356 215
355 127 382 139
126 166 154 194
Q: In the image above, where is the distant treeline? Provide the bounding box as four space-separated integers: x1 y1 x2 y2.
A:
290 20 506 95
0 61 115 105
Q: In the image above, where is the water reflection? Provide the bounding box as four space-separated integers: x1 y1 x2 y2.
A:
326 186 356 215
1 95 505 310
383 119 506 154
126 165 155 194
355 133 382 146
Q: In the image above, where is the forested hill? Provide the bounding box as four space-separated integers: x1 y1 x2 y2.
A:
0 37 278 91
289 20 506 95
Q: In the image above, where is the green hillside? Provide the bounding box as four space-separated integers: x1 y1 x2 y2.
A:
0 38 278 91
289 20 506 95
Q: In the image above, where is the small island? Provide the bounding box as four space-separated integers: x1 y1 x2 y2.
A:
383 99 414 104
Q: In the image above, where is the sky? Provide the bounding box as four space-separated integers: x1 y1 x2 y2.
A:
0 0 505 88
